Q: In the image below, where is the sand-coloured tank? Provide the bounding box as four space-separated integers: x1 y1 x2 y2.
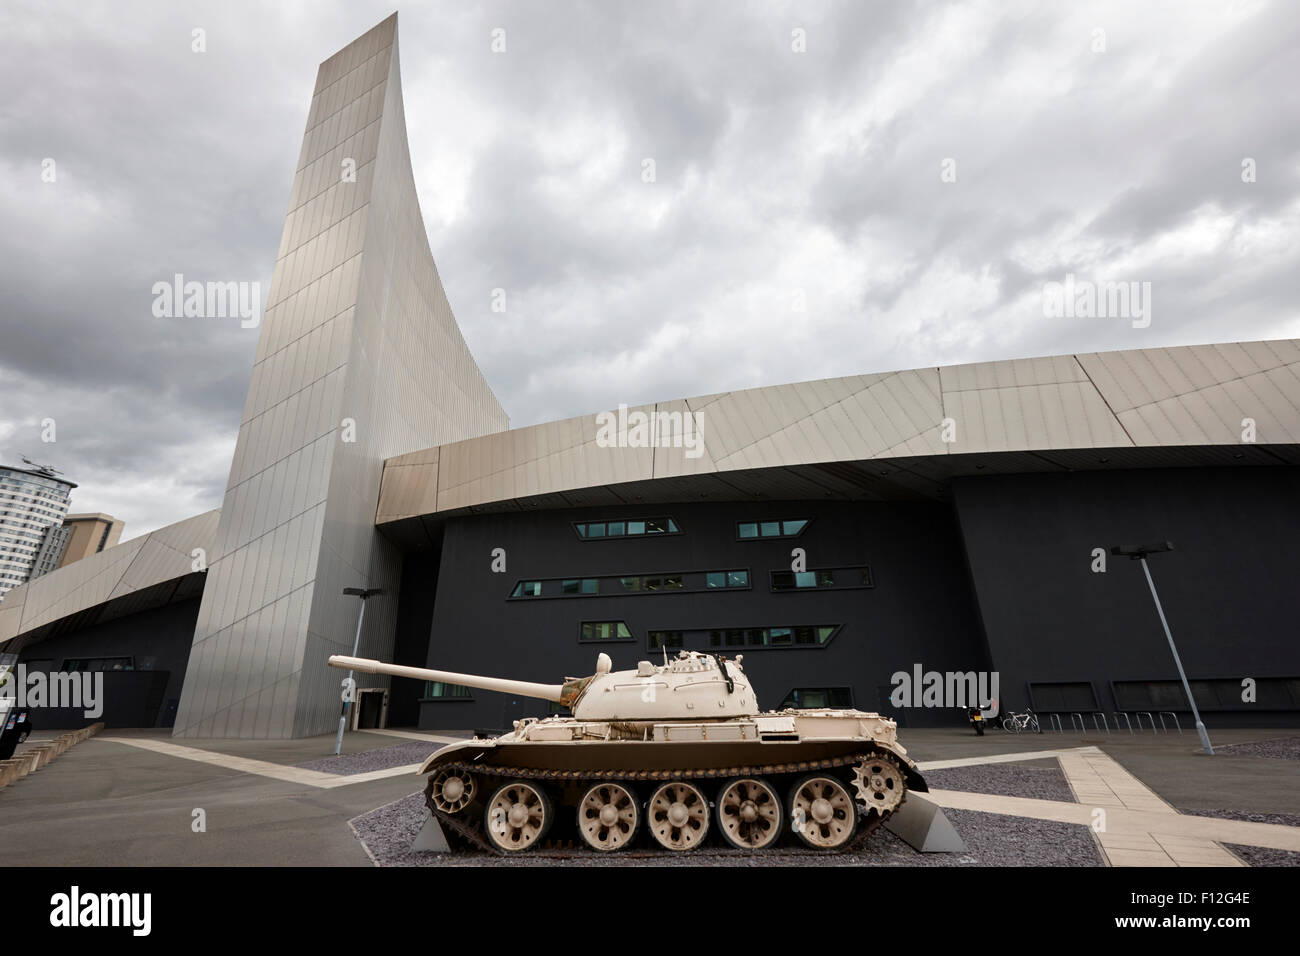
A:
329 650 926 854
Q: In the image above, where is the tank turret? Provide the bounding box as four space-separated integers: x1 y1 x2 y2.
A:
328 650 758 721
327 649 925 856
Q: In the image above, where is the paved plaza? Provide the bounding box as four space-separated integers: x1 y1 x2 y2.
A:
1 726 1296 866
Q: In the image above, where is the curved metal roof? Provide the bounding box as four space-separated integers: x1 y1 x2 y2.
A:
374 339 1300 545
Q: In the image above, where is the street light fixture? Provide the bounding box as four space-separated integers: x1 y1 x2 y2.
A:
1110 542 1213 755
334 587 383 756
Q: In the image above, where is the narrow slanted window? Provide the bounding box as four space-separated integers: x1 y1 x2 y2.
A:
581 621 633 641
739 518 811 539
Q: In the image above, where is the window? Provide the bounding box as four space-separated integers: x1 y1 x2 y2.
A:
644 575 683 591
510 569 746 599
648 624 840 651
424 681 471 699
581 621 634 642
648 630 684 649
708 629 746 647
1108 677 1300 713
63 657 134 672
574 517 680 540
770 566 873 592
737 518 811 539
780 687 853 709
707 570 748 589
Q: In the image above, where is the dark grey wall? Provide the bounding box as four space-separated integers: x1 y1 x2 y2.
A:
15 598 200 729
417 500 988 730
953 467 1300 727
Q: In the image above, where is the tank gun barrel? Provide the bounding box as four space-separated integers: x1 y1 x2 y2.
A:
327 655 567 703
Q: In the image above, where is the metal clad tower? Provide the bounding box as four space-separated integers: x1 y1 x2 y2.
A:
173 15 508 738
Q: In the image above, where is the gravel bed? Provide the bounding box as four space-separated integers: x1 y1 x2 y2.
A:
1212 736 1300 760
1182 809 1300 867
298 741 437 775
921 760 1075 802
349 790 1104 867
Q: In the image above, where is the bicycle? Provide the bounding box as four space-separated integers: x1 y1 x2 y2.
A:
1001 709 1042 734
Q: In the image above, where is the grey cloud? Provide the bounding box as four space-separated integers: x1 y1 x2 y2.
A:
2 0 1298 538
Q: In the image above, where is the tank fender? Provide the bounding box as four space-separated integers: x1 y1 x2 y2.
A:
900 762 928 794
417 738 498 775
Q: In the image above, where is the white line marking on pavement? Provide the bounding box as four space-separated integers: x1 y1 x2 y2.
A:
917 746 1096 770
95 737 431 789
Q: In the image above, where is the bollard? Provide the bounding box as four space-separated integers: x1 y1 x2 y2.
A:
0 759 21 787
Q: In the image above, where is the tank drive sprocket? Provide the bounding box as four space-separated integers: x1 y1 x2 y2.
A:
852 753 906 815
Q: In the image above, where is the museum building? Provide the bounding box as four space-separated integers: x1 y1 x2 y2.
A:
1 15 1297 737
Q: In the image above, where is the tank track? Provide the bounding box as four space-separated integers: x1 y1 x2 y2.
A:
423 750 905 856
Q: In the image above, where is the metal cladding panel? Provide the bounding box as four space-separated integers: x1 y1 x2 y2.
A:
375 339 1300 524
650 399 716 478
945 382 1132 453
173 15 507 739
0 510 218 646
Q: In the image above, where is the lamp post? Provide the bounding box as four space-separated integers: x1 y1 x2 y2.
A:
334 587 382 756
1110 543 1213 755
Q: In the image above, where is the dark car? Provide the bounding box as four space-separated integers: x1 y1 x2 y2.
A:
0 706 33 760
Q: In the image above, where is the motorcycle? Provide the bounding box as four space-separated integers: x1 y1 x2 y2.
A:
966 705 986 736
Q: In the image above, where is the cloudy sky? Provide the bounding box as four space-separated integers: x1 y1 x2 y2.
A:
1 0 1297 538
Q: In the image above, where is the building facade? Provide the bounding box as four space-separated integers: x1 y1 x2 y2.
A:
0 465 75 600
1 16 1298 737
30 513 124 581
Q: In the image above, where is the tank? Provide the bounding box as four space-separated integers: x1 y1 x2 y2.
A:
328 650 926 854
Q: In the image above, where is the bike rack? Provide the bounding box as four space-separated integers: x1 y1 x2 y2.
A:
1070 712 1086 735
1135 711 1157 733
1049 713 1063 734
1092 712 1111 734
1159 711 1183 734
1113 712 1134 735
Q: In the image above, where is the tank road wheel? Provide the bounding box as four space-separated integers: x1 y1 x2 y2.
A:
716 778 783 850
429 768 476 814
577 782 640 852
647 781 710 851
788 774 859 850
853 756 906 816
484 780 553 853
